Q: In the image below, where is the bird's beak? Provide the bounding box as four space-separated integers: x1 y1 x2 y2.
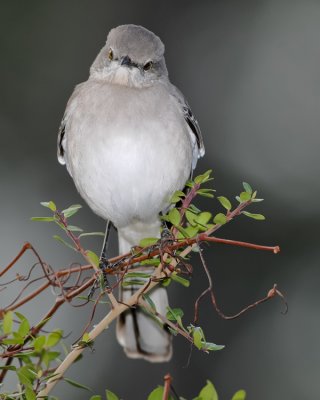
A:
120 55 132 67
120 55 139 69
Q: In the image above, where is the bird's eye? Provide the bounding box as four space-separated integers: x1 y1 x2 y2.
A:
108 49 114 61
143 61 153 71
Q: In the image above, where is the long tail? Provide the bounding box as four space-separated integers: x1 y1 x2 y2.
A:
116 223 172 362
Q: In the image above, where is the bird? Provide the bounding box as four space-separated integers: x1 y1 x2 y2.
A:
57 24 205 362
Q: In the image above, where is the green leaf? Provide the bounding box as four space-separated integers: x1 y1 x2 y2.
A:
64 377 92 391
33 335 46 352
82 332 91 343
25 387 36 400
202 342 225 351
170 190 185 203
66 225 83 232
139 237 158 247
0 365 16 371
15 311 27 321
217 196 232 211
231 390 246 400
168 208 181 226
90 396 102 400
140 258 161 266
197 189 214 198
53 235 76 251
195 212 212 226
3 311 13 334
194 169 213 184
192 327 203 350
62 204 82 218
188 204 201 214
105 390 119 400
213 213 227 225
40 201 57 211
122 279 145 287
42 351 61 368
46 330 62 347
79 231 105 238
170 272 190 287
197 380 218 400
31 216 55 222
86 250 100 267
125 271 151 279
242 182 253 194
186 210 198 226
251 198 264 203
239 191 251 202
18 318 30 337
147 386 164 400
143 294 156 312
242 211 265 220
161 277 172 287
166 307 184 322
177 225 199 239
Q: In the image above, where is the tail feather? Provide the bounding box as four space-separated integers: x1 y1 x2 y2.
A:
116 223 172 362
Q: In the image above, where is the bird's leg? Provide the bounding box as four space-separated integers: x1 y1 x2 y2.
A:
99 220 113 289
88 221 113 299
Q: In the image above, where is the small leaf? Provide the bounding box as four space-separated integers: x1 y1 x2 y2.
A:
64 377 92 391
122 280 145 287
106 390 120 400
25 387 36 400
239 191 251 202
82 332 91 343
242 211 265 220
90 396 102 400
40 201 57 211
161 278 172 287
217 196 232 211
86 250 100 267
194 169 213 184
251 198 264 203
186 210 198 226
125 272 151 279
43 351 61 368
192 327 203 350
195 212 212 226
66 225 83 232
197 189 214 198
231 390 246 400
166 307 184 322
170 190 185 203
168 208 181 226
202 342 225 351
213 213 227 225
79 231 105 238
18 318 30 337
170 272 190 287
53 235 76 251
139 237 158 247
147 386 164 400
197 380 218 400
3 311 13 334
140 258 161 266
62 204 82 218
242 182 253 194
46 330 62 347
31 217 55 222
143 294 156 312
33 336 46 352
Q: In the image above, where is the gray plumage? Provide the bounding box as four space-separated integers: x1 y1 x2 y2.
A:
58 24 204 362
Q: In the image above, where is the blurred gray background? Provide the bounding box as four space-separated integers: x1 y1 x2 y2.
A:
1 0 319 399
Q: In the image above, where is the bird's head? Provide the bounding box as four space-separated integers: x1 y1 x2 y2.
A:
90 25 168 87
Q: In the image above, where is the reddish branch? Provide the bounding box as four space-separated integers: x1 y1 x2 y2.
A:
0 189 283 392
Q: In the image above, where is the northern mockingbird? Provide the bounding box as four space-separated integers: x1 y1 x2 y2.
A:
57 24 205 362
